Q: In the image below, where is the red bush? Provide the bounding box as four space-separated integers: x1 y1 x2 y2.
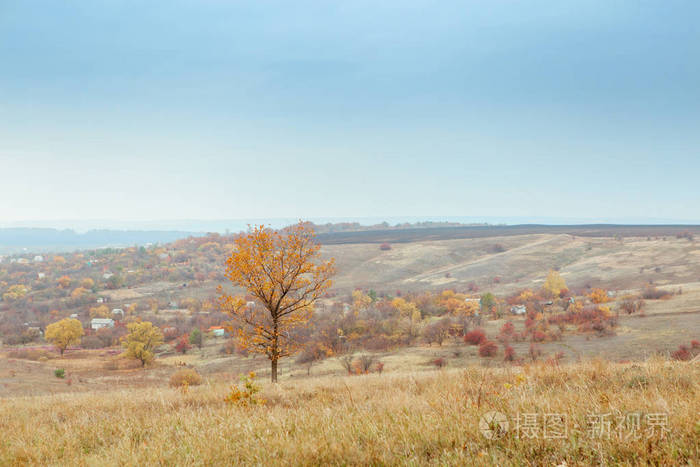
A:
379 243 392 251
478 340 498 357
691 340 700 349
671 345 691 361
432 357 447 368
500 321 515 336
464 329 486 346
174 335 191 354
504 345 516 362
531 330 546 342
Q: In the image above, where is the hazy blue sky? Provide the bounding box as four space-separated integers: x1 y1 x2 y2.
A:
1 1 699 226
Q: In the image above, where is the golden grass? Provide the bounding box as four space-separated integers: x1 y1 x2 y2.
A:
0 358 697 466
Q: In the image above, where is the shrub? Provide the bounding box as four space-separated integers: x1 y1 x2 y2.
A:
531 330 546 342
224 372 264 406
379 243 391 251
81 335 106 349
374 361 384 374
174 336 192 354
500 321 515 336
464 328 486 346
478 340 498 357
54 368 65 379
431 357 446 368
691 340 700 350
504 345 516 362
529 343 542 361
169 369 203 387
671 345 691 361
642 286 672 300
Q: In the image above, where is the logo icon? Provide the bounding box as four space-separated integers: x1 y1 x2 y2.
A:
479 411 509 439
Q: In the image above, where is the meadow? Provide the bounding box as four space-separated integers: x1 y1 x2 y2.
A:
0 358 697 466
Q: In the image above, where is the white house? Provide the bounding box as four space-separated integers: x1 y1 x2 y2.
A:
91 318 115 330
33 255 44 262
510 305 527 315
37 272 46 279
69 313 79 319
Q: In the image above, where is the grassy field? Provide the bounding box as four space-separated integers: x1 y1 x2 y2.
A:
0 358 697 466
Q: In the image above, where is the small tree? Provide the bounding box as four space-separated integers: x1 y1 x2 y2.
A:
543 270 567 298
189 328 204 349
220 223 335 382
122 321 164 367
174 335 191 354
45 318 84 356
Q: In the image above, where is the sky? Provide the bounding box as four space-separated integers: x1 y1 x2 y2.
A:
1 1 699 228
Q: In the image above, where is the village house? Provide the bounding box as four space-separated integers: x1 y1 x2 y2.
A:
91 318 115 330
510 305 527 315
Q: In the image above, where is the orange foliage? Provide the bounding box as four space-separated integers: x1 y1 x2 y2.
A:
219 223 335 382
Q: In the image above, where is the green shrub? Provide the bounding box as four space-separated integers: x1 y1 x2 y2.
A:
54 368 65 379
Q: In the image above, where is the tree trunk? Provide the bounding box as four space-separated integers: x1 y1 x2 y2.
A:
271 358 278 383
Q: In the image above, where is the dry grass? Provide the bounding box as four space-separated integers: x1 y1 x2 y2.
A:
0 358 697 466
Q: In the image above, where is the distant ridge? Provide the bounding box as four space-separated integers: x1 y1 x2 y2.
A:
0 228 202 254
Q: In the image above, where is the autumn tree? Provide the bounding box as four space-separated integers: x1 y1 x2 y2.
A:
219 223 335 382
122 321 164 367
543 270 567 298
45 318 84 356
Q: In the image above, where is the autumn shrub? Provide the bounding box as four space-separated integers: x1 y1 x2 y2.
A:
174 335 192 354
374 361 384 374
671 345 691 361
224 372 264 406
692 340 700 349
531 330 546 342
379 243 392 251
504 345 516 362
500 321 515 336
431 357 446 368
81 335 105 349
478 340 498 357
169 369 203 387
354 354 376 374
642 286 672 300
463 328 486 346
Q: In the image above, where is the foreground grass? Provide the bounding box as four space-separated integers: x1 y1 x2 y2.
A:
0 358 697 466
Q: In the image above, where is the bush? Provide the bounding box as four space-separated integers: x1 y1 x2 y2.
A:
671 345 691 361
504 345 516 362
478 340 498 357
431 357 447 368
464 328 486 346
169 369 203 387
642 286 672 300
500 321 515 336
54 368 65 379
81 335 106 349
379 243 391 251
531 330 546 343
691 340 700 349
224 372 264 406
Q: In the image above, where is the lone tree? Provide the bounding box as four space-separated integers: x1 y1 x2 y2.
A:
45 318 84 356
220 222 335 382
122 321 164 367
